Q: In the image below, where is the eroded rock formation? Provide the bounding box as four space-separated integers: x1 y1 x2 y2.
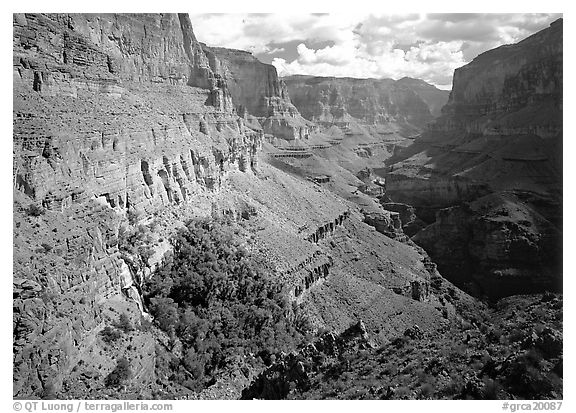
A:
12 12 484 400
13 12 261 398
412 192 562 298
380 202 426 237
13 13 261 215
202 46 314 140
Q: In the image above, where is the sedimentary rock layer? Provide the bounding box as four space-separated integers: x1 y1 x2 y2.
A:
387 19 563 206
203 45 314 140
13 12 261 398
283 75 449 129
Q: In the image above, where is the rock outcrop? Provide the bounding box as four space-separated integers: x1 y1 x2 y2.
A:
12 12 487 400
241 320 374 400
13 12 261 399
380 202 426 237
13 13 261 215
202 46 313 140
362 210 406 242
412 192 562 298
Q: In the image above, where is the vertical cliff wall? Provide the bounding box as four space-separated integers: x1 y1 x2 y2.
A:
201 45 314 140
439 18 562 136
387 18 562 207
13 13 262 214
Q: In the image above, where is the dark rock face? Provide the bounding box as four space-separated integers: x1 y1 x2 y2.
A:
380 202 426 237
412 193 562 298
283 75 449 129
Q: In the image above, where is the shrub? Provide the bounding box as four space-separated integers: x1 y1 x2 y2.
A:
99 326 122 343
26 203 45 217
116 312 133 333
105 356 132 387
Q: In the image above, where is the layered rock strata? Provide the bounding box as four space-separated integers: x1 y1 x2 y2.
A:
387 19 563 208
13 12 261 398
13 12 474 399
13 13 261 215
202 45 314 140
283 75 449 129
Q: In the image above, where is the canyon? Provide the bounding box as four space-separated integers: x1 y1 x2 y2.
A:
13 13 562 400
383 19 562 297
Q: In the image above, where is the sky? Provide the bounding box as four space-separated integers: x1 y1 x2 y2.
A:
189 13 561 90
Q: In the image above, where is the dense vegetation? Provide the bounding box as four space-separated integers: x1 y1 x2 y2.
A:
144 218 311 391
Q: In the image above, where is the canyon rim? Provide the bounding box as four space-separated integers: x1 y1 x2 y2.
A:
12 12 562 402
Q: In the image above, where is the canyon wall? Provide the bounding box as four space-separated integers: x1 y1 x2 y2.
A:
13 12 262 398
283 75 449 129
386 19 563 297
395 77 450 118
438 18 562 136
13 13 262 214
387 18 562 205
412 192 562 298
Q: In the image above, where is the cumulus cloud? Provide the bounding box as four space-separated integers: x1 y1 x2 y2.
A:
189 12 561 89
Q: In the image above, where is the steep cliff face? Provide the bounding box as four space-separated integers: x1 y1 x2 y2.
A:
202 45 313 140
439 18 562 136
13 12 261 398
283 75 448 129
387 19 563 205
386 19 563 297
13 13 260 215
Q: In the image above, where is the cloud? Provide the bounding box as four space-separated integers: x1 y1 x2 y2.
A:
189 13 561 89
417 19 501 42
